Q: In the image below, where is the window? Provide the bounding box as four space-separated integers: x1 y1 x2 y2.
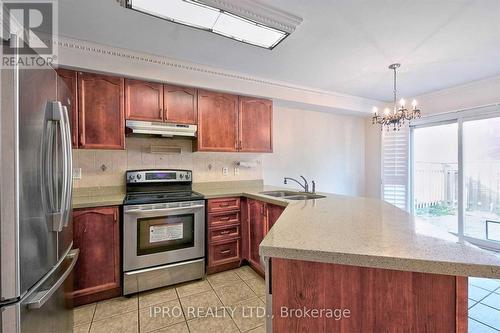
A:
382 126 409 210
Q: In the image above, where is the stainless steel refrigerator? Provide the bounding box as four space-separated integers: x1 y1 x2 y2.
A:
0 36 77 333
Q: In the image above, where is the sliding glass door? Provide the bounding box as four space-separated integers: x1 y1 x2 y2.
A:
413 123 458 234
411 108 500 250
463 117 500 242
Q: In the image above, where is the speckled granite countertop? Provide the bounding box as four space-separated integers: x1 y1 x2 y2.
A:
258 193 500 279
198 181 500 278
72 180 500 278
72 186 125 209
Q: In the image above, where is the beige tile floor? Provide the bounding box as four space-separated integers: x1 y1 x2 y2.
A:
73 265 266 333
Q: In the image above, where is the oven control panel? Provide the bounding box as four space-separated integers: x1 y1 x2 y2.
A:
127 170 192 183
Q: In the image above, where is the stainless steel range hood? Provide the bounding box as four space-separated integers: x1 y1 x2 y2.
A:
126 120 197 138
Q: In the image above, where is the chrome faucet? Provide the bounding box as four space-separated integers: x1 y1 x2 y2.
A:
284 175 310 193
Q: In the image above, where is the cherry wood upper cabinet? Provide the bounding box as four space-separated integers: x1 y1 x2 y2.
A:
56 68 78 148
125 79 163 122
78 72 125 149
239 97 273 152
72 206 121 306
164 84 197 124
197 90 239 152
247 199 267 272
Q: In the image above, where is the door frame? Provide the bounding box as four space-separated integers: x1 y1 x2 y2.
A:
409 103 500 250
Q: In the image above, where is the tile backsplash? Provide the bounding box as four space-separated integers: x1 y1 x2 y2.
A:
72 137 263 188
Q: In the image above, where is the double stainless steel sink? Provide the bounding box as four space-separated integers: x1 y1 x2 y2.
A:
259 190 326 200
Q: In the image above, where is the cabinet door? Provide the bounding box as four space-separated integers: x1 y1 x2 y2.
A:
72 207 120 305
247 199 267 269
239 97 273 152
56 68 78 148
78 72 125 149
267 204 285 231
125 79 163 122
197 90 238 152
164 84 197 124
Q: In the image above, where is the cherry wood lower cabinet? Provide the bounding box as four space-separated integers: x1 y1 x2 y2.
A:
247 199 267 274
266 204 285 231
271 258 468 333
207 197 242 274
72 206 121 306
207 197 285 275
78 72 125 149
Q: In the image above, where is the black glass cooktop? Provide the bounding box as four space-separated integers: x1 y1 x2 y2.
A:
124 191 204 205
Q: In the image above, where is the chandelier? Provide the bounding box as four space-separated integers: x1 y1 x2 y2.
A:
372 63 421 131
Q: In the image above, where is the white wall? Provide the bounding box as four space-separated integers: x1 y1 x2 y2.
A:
263 106 366 196
364 117 382 198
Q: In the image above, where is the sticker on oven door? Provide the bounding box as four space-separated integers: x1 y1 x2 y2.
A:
150 224 183 243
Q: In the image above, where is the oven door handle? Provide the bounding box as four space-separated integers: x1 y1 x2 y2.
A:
125 205 205 214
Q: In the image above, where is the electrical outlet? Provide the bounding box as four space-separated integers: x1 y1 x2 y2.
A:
73 168 82 180
234 167 240 175
222 167 229 175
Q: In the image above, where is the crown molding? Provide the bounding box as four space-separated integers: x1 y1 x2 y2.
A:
55 35 382 114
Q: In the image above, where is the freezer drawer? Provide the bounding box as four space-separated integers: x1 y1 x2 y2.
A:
0 249 78 333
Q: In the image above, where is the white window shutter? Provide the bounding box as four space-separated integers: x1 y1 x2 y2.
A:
381 126 409 211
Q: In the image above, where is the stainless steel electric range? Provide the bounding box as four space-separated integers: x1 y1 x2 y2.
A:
122 169 205 295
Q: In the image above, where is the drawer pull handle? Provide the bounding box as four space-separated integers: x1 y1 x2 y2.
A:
219 217 230 221
220 230 231 235
219 203 230 207
220 249 231 254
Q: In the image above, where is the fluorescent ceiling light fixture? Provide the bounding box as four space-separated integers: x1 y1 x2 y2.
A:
125 0 290 49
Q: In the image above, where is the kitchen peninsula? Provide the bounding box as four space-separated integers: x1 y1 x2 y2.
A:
259 193 500 333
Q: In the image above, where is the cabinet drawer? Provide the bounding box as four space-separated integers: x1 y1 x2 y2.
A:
208 239 241 266
208 211 240 227
209 225 240 242
208 197 240 213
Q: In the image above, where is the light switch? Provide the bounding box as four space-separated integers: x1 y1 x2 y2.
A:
222 167 229 175
73 168 82 180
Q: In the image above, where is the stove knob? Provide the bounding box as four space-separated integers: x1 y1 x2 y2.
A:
186 173 190 180
180 174 184 179
137 174 142 180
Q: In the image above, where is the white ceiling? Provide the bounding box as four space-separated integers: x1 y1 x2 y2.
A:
59 0 500 102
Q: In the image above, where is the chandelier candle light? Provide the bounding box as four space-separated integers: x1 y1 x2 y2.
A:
372 63 421 131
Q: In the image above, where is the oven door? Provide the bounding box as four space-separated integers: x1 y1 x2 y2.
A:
123 201 205 271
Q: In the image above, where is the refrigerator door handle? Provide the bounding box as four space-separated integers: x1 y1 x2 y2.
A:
61 105 73 227
25 249 79 310
48 101 68 232
43 121 56 212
